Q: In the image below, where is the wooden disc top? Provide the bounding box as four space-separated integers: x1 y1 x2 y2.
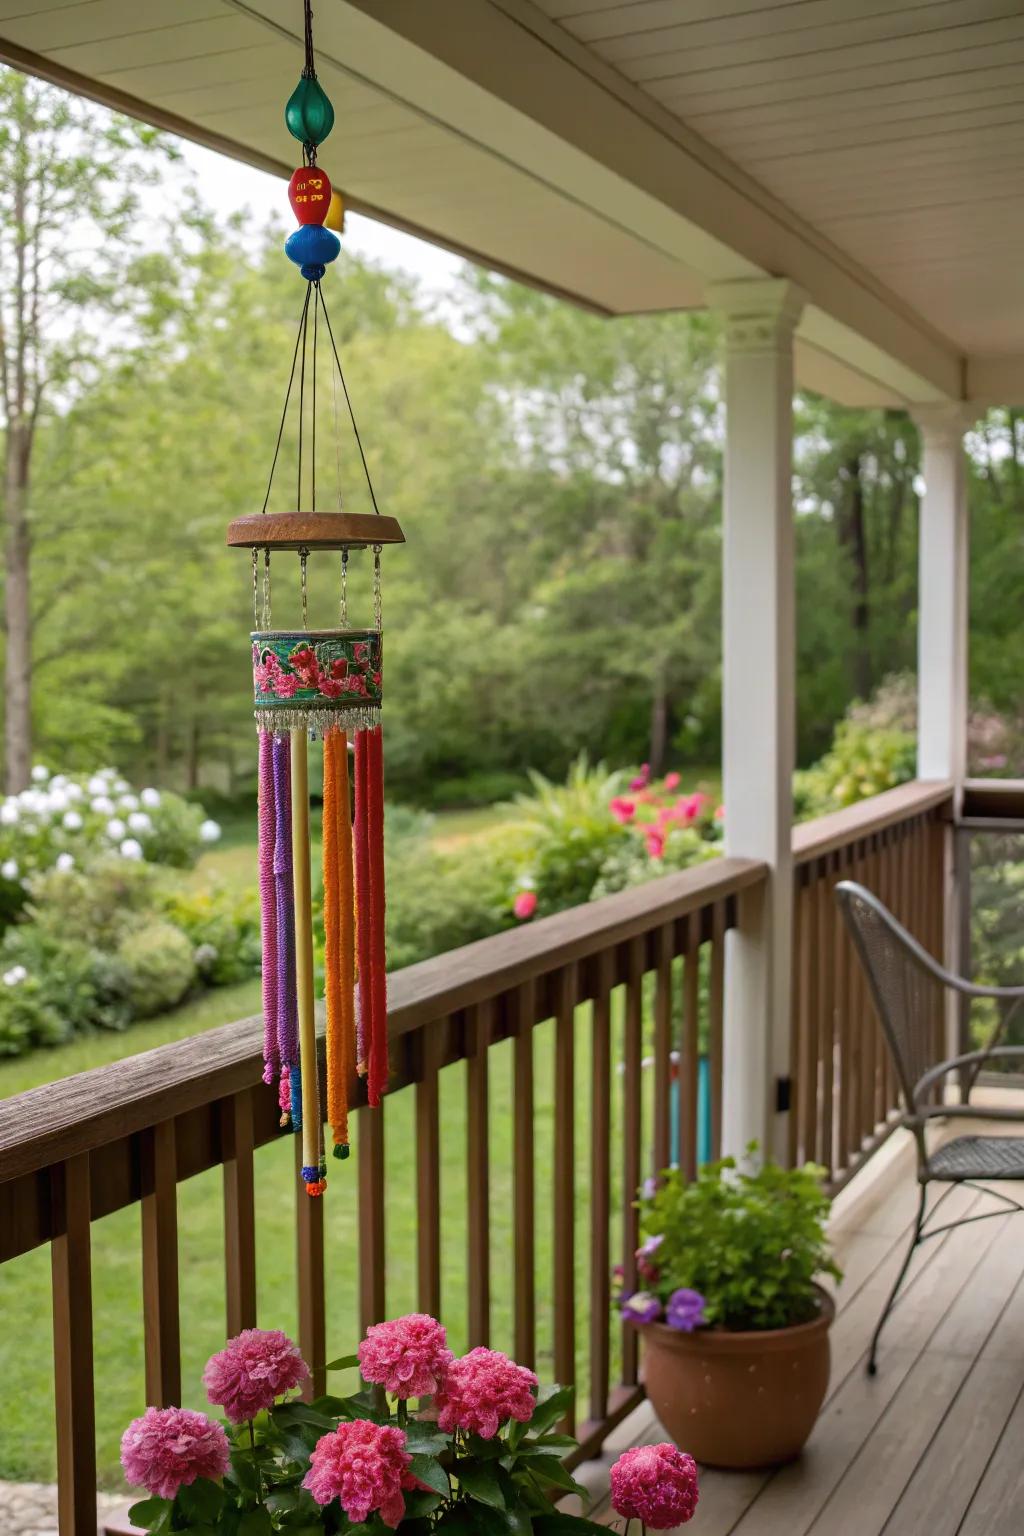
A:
227 511 405 551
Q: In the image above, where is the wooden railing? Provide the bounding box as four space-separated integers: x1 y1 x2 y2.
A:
0 854 766 1536
789 780 954 1189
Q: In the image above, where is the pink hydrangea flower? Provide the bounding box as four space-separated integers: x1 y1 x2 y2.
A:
434 1347 538 1440
272 672 301 699
120 1406 230 1499
303 1420 410 1527
663 771 681 791
610 1443 699 1528
513 890 538 921
203 1328 309 1423
645 828 665 859
609 796 636 824
630 764 651 791
357 1313 452 1399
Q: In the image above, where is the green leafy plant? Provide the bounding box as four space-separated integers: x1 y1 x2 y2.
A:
629 1148 841 1332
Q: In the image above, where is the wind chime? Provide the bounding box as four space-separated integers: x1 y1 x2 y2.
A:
227 0 403 1195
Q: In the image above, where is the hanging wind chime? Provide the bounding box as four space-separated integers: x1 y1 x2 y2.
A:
227 0 403 1195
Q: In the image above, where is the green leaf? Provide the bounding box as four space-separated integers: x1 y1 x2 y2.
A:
407 1453 450 1497
127 1497 171 1530
403 1491 443 1520
238 1513 273 1536
456 1460 507 1510
522 1458 587 1499
325 1353 360 1371
178 1478 225 1525
264 1490 301 1515
533 1517 614 1536
403 1421 450 1455
523 1386 574 1439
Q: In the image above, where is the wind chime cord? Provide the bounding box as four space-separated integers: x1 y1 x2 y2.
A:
297 285 309 511
311 282 318 512
261 283 312 515
318 285 383 516
302 0 315 77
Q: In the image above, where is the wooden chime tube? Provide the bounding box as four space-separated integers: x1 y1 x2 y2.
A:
290 727 320 1185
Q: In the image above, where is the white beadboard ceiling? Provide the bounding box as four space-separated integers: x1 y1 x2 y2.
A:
1 0 1022 403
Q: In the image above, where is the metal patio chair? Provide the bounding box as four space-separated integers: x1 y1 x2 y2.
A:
835 880 1024 1375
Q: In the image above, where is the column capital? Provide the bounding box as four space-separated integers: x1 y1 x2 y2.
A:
706 278 806 354
911 401 974 447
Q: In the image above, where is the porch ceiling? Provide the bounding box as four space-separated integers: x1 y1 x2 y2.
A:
2 0 1021 408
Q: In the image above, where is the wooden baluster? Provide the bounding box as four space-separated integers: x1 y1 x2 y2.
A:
223 1089 257 1335
358 1107 386 1333
835 845 853 1171
52 1153 96 1536
295 1135 326 1399
708 903 726 1160
798 871 818 1165
863 835 881 1133
789 872 804 1167
416 1026 442 1319
680 915 701 1179
466 1000 492 1348
653 924 674 1176
621 937 644 1386
814 861 834 1175
513 977 537 1368
553 965 577 1431
589 950 613 1427
141 1119 181 1408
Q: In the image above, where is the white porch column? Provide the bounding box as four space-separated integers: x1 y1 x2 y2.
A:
708 278 805 1163
914 404 970 792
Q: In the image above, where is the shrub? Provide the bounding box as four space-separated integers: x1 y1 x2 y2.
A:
0 925 132 1054
165 886 261 986
632 1148 841 1332
793 719 916 818
0 765 221 928
27 858 161 949
119 922 197 1017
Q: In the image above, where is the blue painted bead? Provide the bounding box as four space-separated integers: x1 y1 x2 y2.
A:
285 224 340 273
300 262 326 282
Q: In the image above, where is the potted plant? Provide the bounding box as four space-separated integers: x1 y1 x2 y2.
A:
120 1315 700 1536
620 1147 841 1469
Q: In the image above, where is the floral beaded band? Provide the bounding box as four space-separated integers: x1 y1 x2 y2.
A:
251 629 382 735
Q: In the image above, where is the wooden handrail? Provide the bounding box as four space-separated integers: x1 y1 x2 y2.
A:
0 855 765 1187
792 779 953 866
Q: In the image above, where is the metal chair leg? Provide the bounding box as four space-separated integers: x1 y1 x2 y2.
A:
867 1182 928 1377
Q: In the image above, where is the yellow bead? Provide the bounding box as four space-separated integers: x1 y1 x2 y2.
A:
325 190 345 233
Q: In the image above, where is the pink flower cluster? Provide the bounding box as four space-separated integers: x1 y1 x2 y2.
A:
513 889 538 921
358 1312 452 1398
203 1327 309 1423
120 1406 230 1499
609 1442 699 1528
609 770 719 862
435 1346 538 1440
304 1420 410 1527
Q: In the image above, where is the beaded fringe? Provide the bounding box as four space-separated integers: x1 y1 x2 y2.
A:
255 705 381 736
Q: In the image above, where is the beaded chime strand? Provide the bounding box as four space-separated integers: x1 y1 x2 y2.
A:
229 0 402 1195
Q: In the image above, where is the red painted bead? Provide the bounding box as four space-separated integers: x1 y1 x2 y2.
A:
288 166 332 226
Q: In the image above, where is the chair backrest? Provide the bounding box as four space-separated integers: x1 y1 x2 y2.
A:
834 880 946 1117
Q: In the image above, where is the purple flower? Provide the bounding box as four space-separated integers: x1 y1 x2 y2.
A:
636 1233 664 1281
641 1176 660 1200
665 1288 706 1332
620 1290 662 1326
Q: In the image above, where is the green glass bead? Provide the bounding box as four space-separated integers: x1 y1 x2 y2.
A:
285 75 335 147
333 1142 350 1160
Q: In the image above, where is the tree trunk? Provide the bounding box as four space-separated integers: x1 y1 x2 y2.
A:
838 453 871 700
649 667 668 776
4 428 32 793
186 719 201 792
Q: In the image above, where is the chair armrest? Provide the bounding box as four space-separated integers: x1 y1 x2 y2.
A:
915 1047 1024 1098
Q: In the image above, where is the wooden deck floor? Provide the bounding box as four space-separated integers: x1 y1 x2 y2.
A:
578 1105 1024 1536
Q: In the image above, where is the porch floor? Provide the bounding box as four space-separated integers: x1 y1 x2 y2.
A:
576 1093 1024 1536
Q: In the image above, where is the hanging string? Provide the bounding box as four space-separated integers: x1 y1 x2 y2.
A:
302 0 315 78
252 548 260 628
331 321 344 511
262 549 272 629
319 286 382 516
373 545 382 632
261 284 312 515
340 548 348 627
311 282 319 512
297 287 309 510
300 548 309 629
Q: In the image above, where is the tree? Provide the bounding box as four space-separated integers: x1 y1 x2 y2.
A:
0 68 185 789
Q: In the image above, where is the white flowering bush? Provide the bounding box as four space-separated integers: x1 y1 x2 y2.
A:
0 768 250 1059
0 765 221 923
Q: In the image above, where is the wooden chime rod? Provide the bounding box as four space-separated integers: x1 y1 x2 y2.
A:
290 728 319 1180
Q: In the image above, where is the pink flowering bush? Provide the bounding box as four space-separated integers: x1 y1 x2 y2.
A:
203 1327 309 1422
121 1406 230 1499
610 1442 699 1528
358 1312 452 1398
123 1314 697 1536
434 1346 538 1438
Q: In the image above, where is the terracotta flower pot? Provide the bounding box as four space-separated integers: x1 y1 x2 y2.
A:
642 1285 834 1469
